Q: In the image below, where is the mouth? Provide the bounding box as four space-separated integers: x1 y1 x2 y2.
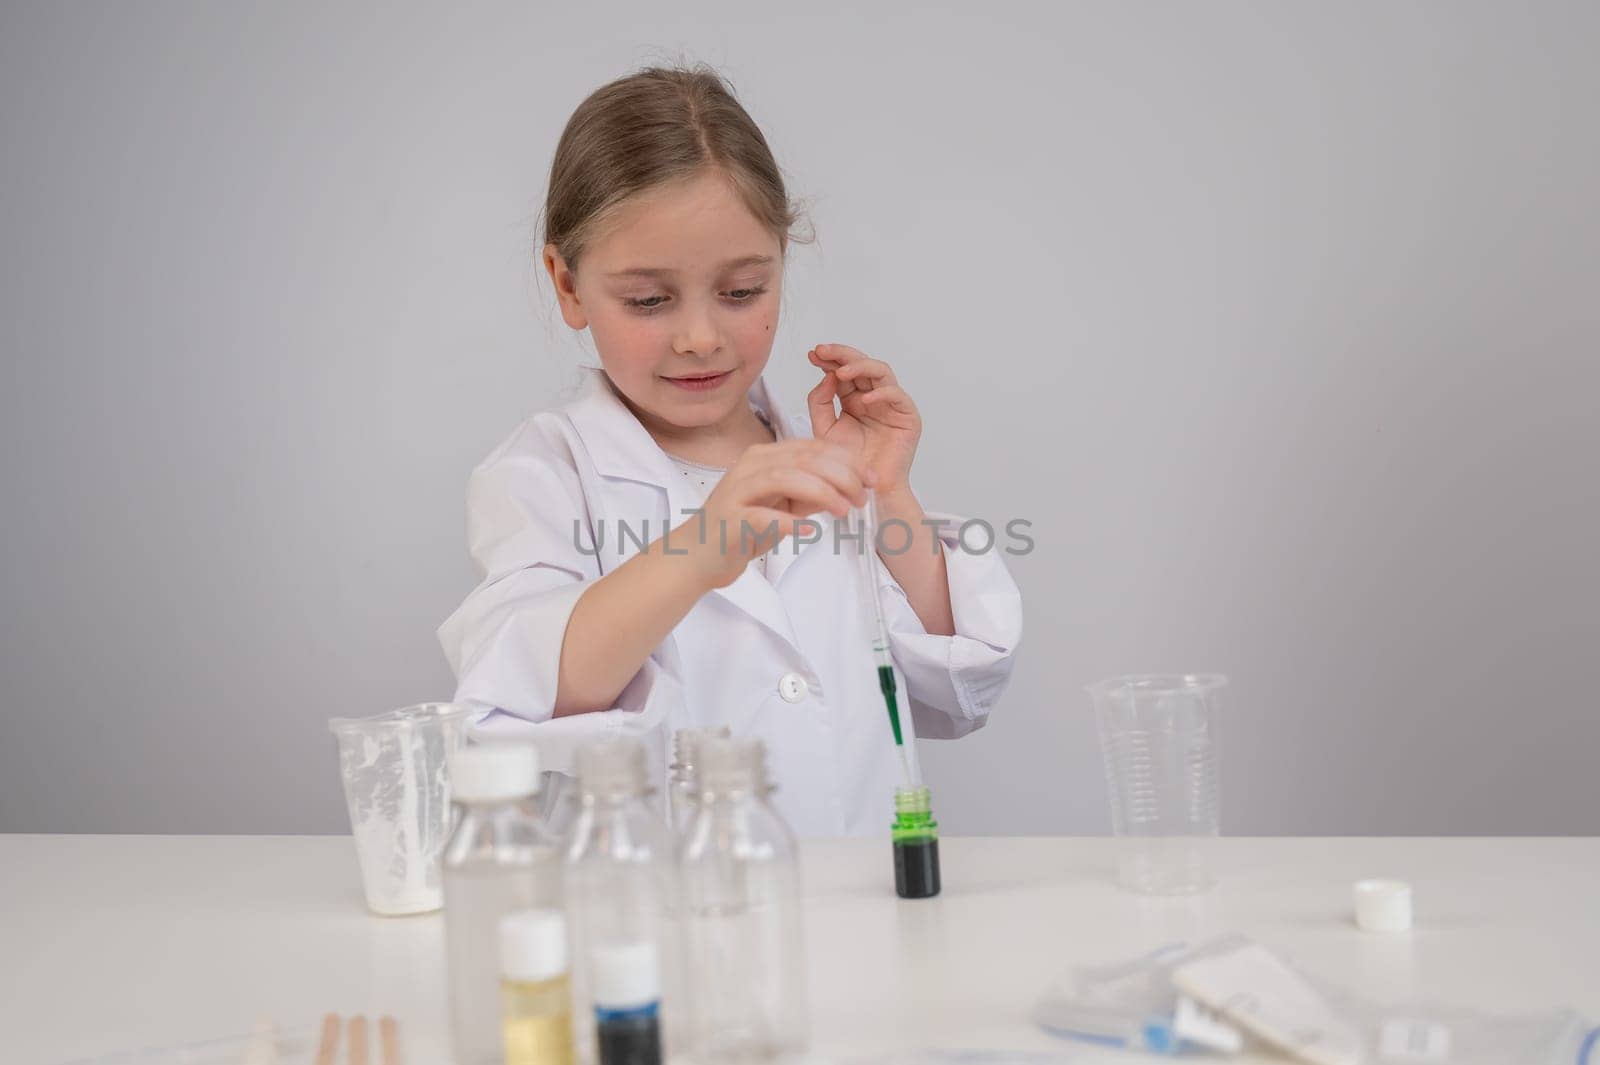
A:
662 369 734 392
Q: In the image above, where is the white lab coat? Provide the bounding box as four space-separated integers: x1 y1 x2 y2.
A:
437 366 1023 837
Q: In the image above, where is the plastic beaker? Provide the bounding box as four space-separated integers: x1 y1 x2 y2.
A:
1087 674 1226 895
329 702 474 915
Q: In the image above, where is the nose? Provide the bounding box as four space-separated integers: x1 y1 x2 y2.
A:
672 299 722 358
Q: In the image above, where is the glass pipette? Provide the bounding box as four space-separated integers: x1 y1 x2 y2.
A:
855 488 923 790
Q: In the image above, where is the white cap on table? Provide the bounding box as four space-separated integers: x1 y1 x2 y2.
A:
1353 879 1413 932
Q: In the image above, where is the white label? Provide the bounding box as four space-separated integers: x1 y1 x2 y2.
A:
1175 994 1244 1053
1171 943 1363 1065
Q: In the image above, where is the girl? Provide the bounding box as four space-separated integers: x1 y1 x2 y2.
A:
437 65 1023 837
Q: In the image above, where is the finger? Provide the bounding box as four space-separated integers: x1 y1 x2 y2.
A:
809 346 864 399
770 468 856 516
808 345 860 389
314 1015 339 1065
379 1017 401 1065
750 467 854 517
806 371 838 438
811 343 872 366
747 438 857 475
856 384 919 422
754 440 872 501
347 1017 369 1065
800 448 870 505
813 344 896 387
835 356 898 392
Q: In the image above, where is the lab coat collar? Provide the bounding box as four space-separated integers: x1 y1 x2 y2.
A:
564 365 816 656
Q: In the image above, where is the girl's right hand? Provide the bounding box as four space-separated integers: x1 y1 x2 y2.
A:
676 439 877 590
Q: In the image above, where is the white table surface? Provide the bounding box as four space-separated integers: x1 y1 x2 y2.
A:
3 835 1596 1064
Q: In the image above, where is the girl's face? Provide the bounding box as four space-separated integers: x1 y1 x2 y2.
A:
544 169 784 438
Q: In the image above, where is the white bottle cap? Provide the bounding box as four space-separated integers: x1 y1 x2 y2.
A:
576 736 649 798
671 725 731 772
699 736 769 794
1353 879 1413 932
591 942 662 1011
449 741 540 803
499 908 567 982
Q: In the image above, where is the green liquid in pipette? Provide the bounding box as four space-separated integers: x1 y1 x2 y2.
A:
877 664 902 745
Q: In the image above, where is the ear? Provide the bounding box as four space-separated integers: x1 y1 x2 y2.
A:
543 243 589 330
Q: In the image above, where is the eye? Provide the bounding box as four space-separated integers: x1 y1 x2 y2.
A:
622 284 769 316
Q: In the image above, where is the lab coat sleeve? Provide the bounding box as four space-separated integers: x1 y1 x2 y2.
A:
876 510 1024 740
436 427 679 774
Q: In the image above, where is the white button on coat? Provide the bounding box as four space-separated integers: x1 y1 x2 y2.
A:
778 673 809 703
437 366 1025 838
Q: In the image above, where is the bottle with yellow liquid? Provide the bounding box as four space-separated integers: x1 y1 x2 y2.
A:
499 908 576 1065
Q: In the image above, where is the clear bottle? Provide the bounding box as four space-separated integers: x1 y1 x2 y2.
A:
666 726 730 836
443 742 562 1065
564 737 677 1065
500 908 576 1065
679 736 808 1060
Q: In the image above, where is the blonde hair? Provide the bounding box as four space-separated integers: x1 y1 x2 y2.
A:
540 63 811 277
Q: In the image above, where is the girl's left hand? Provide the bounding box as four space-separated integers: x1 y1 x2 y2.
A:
806 343 922 497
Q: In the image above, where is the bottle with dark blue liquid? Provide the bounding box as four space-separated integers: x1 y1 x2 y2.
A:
564 738 676 1065
592 942 662 1065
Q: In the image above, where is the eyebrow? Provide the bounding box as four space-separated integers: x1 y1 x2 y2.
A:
604 254 775 280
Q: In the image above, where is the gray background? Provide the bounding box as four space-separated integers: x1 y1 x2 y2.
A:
3 2 1597 836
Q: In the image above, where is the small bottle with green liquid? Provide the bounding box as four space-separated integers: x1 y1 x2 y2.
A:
892 786 941 898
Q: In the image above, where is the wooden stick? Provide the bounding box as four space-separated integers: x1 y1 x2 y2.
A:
240 1020 278 1065
378 1016 401 1065
314 1014 340 1065
347 1016 369 1065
